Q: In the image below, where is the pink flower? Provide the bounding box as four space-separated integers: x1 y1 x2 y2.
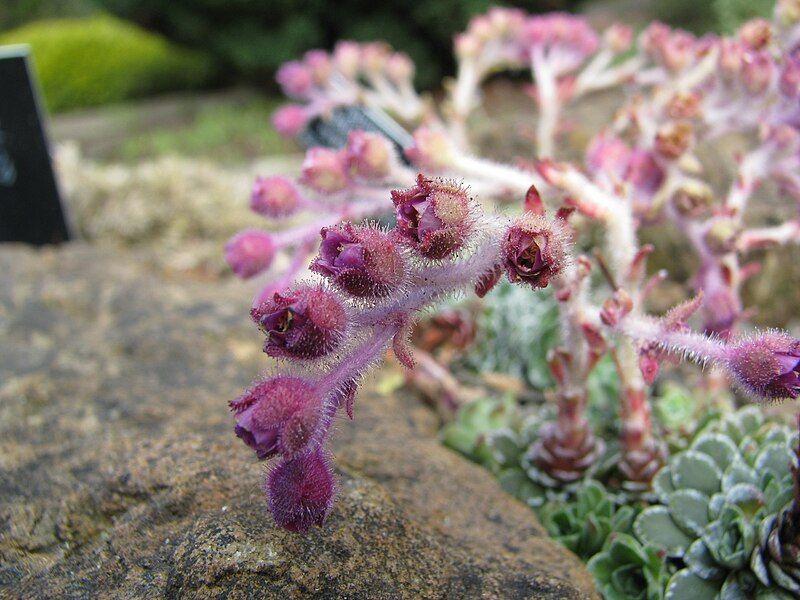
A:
303 50 332 86
405 128 455 172
300 148 349 194
250 176 302 218
725 333 800 400
231 376 326 459
276 60 314 99
333 41 361 78
251 285 348 360
224 230 276 279
391 175 473 260
266 448 336 533
272 105 308 138
501 214 567 289
311 223 406 298
345 130 393 179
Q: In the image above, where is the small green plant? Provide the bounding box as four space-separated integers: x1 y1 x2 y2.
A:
635 407 798 598
0 15 214 112
587 533 668 600
539 480 638 560
440 395 517 468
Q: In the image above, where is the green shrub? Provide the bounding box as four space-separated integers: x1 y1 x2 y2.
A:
0 16 215 112
94 0 582 89
0 0 98 31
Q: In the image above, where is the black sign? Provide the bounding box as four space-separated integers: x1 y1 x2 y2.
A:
298 104 412 164
0 45 69 245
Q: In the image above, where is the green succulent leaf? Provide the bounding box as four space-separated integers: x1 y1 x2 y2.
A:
489 429 522 468
653 467 676 503
665 569 720 600
588 534 665 600
684 538 725 581
668 489 711 537
702 505 756 570
691 433 740 471
634 506 693 556
722 460 759 491
672 451 722 496
755 444 795 481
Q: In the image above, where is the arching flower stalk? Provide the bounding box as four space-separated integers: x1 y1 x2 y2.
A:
229 4 800 532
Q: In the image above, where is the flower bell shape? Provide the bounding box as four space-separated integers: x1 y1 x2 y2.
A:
224 230 276 279
311 223 406 298
272 105 308 138
391 175 473 260
231 376 325 459
501 214 567 289
345 130 393 180
250 176 302 218
266 448 336 533
725 333 800 400
300 148 349 194
276 60 314 100
251 285 348 360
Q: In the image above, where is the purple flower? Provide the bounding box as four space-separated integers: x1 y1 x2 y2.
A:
230 376 326 459
251 285 348 360
391 175 473 260
501 214 566 289
224 230 276 279
311 223 405 298
250 176 301 218
725 333 800 400
266 448 336 533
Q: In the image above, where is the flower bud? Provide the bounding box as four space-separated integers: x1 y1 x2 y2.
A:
386 53 414 83
391 175 473 260
232 376 325 459
501 214 567 289
655 122 693 159
303 50 332 86
405 128 456 172
225 230 276 279
311 223 406 298
300 147 349 194
251 285 348 360
266 448 336 533
671 180 714 218
586 135 630 178
739 19 772 51
250 176 302 218
625 150 664 199
345 130 392 179
455 33 482 58
704 218 740 254
276 61 314 99
272 105 308 138
725 333 800 400
604 24 633 53
333 41 361 78
360 42 389 74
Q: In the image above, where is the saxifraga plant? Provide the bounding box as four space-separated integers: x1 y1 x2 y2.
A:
226 3 800 536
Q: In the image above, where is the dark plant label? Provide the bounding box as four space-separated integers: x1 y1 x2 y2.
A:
0 45 69 245
298 104 412 163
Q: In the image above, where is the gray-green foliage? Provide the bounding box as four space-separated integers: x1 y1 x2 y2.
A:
459 281 560 390
588 533 668 600
539 480 638 560
634 407 798 599
440 394 517 469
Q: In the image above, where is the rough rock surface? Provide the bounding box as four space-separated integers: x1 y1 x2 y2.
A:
0 244 596 599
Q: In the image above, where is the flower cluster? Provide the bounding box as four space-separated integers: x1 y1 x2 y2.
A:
232 175 572 531
229 4 800 534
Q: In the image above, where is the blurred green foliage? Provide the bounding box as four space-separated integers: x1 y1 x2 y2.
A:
118 97 296 162
0 0 98 31
0 16 215 112
93 0 581 89
656 0 775 33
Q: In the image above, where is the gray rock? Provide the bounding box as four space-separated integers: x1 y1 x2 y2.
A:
0 243 596 599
